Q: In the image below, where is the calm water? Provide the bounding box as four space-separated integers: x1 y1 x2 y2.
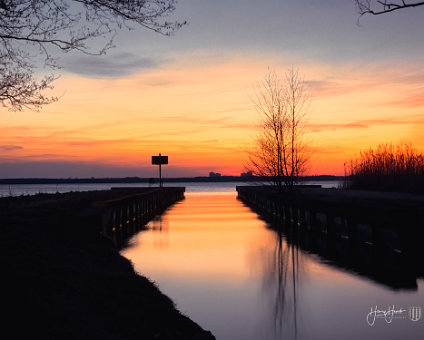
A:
0 180 340 197
121 192 424 340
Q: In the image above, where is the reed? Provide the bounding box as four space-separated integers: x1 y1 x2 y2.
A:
344 143 424 192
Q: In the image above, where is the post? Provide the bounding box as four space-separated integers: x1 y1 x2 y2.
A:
159 161 162 187
152 153 168 187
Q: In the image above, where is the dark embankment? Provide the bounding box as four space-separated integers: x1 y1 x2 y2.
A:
1 188 215 340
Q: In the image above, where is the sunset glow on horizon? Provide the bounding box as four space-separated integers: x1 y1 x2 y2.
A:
1 1 424 178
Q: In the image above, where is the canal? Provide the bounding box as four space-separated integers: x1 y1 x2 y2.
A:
121 191 424 340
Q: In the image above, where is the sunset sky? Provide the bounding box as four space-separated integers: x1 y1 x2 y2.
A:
1 0 424 178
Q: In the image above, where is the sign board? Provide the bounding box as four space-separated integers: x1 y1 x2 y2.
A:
152 155 168 165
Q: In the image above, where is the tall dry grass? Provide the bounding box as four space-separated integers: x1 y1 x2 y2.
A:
344 143 424 192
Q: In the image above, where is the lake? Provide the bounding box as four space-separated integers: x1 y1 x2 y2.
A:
0 180 339 197
121 190 424 340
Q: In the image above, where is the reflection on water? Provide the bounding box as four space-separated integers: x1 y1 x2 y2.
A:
255 232 303 339
255 198 424 291
149 215 169 232
121 193 424 340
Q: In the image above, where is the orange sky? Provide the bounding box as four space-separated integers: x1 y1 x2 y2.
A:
1 54 423 178
1 2 424 178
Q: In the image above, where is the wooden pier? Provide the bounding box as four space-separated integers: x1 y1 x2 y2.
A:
1 187 185 247
94 187 185 247
237 186 424 289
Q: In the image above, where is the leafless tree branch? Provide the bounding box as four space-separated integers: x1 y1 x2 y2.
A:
248 69 311 190
0 0 185 110
354 0 424 15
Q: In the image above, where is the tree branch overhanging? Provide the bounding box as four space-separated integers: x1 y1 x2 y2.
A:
355 0 424 15
0 0 186 111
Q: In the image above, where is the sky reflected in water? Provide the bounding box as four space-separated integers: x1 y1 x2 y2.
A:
121 193 424 340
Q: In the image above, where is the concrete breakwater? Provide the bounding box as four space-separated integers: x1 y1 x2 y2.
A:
237 186 424 289
1 187 215 340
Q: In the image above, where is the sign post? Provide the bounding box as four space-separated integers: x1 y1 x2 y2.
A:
152 153 168 187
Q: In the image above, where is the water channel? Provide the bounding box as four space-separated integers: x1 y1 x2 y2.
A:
121 191 424 340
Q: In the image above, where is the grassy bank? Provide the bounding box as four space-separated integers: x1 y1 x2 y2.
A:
1 189 214 340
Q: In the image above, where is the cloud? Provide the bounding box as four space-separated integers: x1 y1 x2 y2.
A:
309 115 424 132
0 145 24 152
0 161 222 178
305 78 378 98
157 115 253 129
384 93 424 108
396 74 424 85
309 121 369 132
142 78 174 87
0 161 150 178
63 52 162 78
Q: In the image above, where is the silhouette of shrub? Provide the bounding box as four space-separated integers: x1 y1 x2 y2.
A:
344 143 424 192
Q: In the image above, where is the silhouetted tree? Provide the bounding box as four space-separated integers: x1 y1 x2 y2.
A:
355 0 424 16
0 0 185 110
248 69 310 190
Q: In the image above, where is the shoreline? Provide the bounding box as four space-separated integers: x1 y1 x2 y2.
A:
1 189 215 340
0 175 342 185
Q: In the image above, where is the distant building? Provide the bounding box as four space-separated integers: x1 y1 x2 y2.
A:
241 171 253 177
209 172 221 178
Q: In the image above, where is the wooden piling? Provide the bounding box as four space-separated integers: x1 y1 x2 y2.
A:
236 185 424 290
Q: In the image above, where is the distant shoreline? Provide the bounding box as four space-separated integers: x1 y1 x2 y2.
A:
0 175 342 185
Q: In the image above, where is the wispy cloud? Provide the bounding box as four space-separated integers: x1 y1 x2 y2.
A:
63 52 163 78
0 145 24 152
309 115 424 132
0 160 227 178
384 92 424 108
305 78 385 98
396 74 424 85
305 80 351 97
158 115 253 129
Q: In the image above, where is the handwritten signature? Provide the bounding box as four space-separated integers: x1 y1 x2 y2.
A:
366 305 407 326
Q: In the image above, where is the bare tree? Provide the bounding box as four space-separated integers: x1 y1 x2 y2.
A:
0 0 185 110
355 0 424 16
248 69 310 190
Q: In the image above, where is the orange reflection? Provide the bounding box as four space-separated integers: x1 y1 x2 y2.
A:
122 194 277 281
122 193 346 285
